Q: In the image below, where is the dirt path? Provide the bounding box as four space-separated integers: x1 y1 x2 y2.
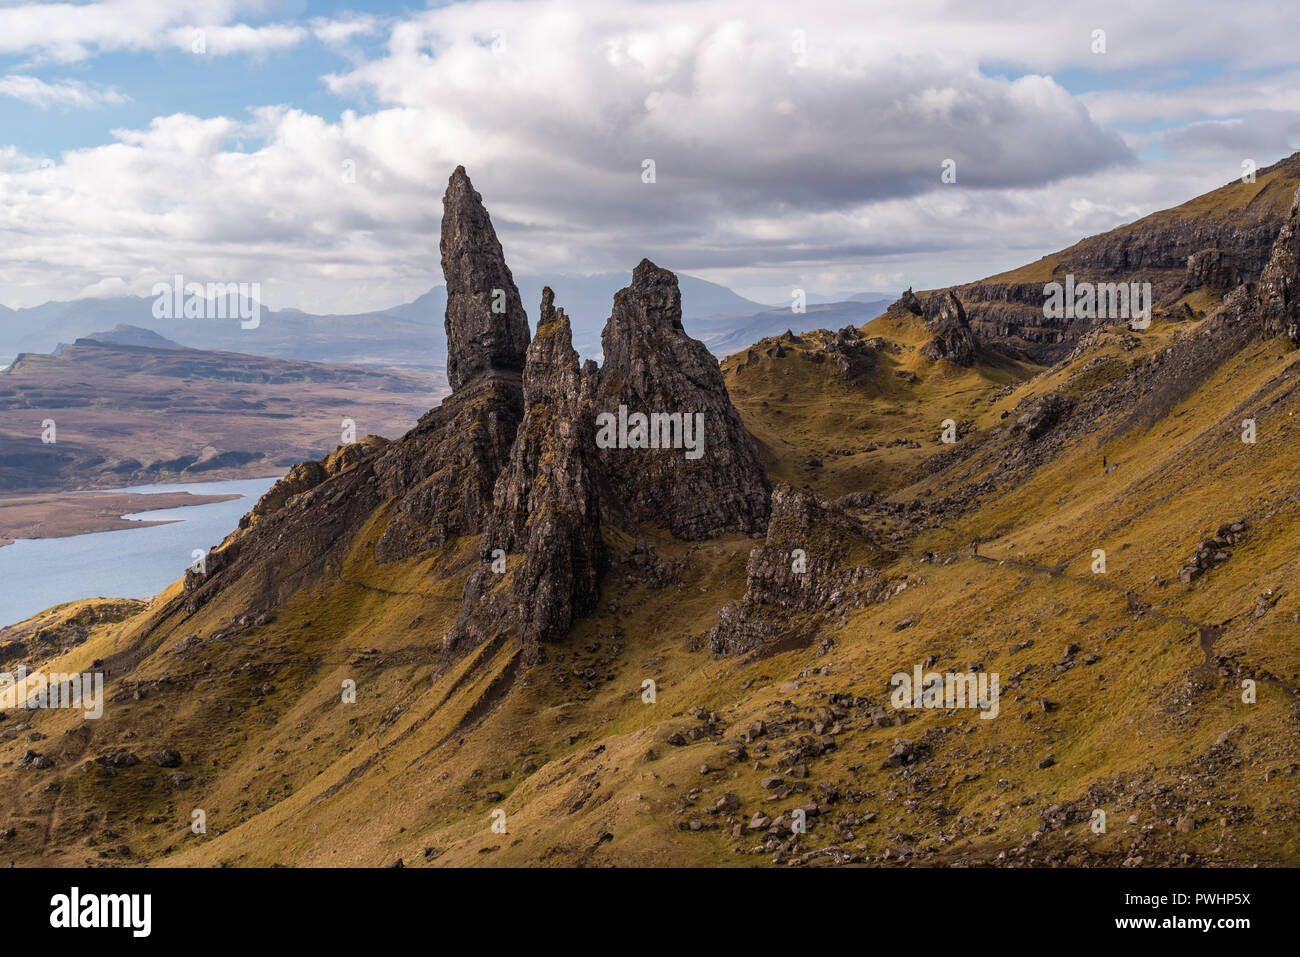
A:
967 552 1297 696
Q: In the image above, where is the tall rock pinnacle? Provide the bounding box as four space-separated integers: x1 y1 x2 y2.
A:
440 166 531 391
447 288 604 658
594 259 771 538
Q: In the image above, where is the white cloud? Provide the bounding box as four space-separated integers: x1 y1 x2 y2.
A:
77 276 131 298
0 74 127 108
0 0 306 62
310 14 379 48
1 0 1298 313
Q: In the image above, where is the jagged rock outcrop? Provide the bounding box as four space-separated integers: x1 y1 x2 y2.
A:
1178 520 1249 584
1011 393 1073 440
817 326 880 380
1255 187 1300 346
371 380 523 562
448 289 605 656
1182 248 1245 294
441 166 531 391
709 486 894 656
373 168 530 561
183 167 531 615
594 259 771 538
920 291 978 366
898 287 923 315
236 436 390 534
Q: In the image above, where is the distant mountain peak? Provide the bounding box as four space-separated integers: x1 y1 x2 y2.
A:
78 323 181 350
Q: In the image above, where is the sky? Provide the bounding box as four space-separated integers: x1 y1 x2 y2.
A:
0 0 1298 313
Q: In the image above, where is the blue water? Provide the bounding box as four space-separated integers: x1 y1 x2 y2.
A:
0 476 280 628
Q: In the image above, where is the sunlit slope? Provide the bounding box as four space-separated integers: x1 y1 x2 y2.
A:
723 313 1038 499
1 291 1295 867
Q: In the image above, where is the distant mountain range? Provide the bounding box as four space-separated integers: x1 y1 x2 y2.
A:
0 273 894 371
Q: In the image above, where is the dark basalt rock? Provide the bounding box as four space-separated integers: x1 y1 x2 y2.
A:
371 375 524 562
946 154 1300 362
1178 520 1249 584
441 165 531 391
593 259 771 539
814 326 879 380
1255 186 1300 346
182 168 530 616
1182 248 1245 294
448 288 605 657
374 168 531 560
920 291 978 366
1011 393 1073 440
709 485 893 657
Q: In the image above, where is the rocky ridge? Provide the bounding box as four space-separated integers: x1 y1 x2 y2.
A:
184 172 772 664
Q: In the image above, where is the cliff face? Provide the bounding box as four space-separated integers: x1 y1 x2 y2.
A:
593 259 771 539
448 288 605 658
1255 186 1300 346
940 152 1300 362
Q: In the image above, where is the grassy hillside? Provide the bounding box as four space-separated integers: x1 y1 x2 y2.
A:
2 285 1296 868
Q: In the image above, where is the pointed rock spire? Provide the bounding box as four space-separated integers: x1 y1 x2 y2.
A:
440 166 531 391
594 259 771 539
447 287 605 657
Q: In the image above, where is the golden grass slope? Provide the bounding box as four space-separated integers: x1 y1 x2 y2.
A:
0 284 1295 868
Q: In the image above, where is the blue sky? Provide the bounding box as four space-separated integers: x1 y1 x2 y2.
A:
0 0 1297 312
0 1 394 156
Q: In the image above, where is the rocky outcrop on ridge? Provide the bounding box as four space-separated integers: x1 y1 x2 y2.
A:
448 288 605 657
709 486 894 657
1255 186 1300 346
920 290 978 366
441 165 531 391
182 167 530 613
593 259 771 539
181 175 774 658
